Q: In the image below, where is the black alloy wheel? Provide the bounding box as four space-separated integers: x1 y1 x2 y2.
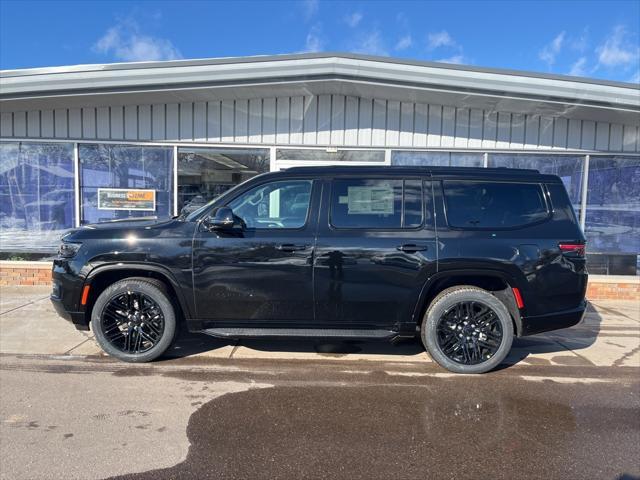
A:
421 286 514 374
91 278 177 362
435 301 503 365
101 291 166 354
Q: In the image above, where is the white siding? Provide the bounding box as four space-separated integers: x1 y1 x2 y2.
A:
1 94 637 152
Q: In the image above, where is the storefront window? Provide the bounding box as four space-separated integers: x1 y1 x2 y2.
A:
177 147 269 215
0 142 75 252
277 149 385 162
79 144 173 224
488 154 584 211
585 155 639 275
392 151 484 167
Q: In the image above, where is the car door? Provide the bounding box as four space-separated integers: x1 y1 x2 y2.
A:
192 177 319 325
313 176 438 330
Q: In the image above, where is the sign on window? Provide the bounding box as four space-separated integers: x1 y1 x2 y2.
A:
344 185 395 215
97 188 156 211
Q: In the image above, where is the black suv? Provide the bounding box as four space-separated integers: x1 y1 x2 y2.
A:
51 166 587 373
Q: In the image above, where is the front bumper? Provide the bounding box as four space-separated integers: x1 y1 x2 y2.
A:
50 295 89 330
51 260 90 331
520 301 587 336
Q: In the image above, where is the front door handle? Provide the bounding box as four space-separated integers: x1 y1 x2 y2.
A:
276 244 309 252
397 244 428 253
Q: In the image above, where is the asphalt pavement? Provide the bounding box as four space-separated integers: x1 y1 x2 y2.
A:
0 286 638 479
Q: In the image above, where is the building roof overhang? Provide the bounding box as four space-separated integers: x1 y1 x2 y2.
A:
1 52 639 126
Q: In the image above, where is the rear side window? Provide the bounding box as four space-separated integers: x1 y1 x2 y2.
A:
443 181 548 229
330 178 423 229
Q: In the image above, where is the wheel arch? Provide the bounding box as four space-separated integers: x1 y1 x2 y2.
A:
82 263 192 328
413 268 524 336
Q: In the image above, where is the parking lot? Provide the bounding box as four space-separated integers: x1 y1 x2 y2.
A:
1 286 639 479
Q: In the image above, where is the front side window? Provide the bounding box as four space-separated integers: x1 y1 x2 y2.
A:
444 181 548 229
330 178 424 229
227 180 312 229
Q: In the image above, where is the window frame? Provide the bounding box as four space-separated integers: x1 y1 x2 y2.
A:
219 177 316 232
441 179 552 231
328 176 426 231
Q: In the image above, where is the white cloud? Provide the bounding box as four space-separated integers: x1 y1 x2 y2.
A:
539 31 566 66
596 25 640 68
351 30 388 56
568 57 588 76
301 0 319 20
395 34 412 51
303 24 324 52
93 19 181 62
428 31 455 50
629 70 640 84
344 12 363 28
436 54 465 65
570 28 589 52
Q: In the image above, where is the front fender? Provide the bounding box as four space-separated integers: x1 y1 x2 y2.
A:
84 262 194 320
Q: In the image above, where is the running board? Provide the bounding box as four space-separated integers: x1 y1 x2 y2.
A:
200 327 398 340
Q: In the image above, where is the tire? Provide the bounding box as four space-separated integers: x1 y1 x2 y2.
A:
91 277 177 363
421 286 514 374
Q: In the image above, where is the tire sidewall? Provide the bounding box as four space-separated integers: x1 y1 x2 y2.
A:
91 279 176 363
422 288 514 374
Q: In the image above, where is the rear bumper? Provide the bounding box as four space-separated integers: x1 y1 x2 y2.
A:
520 301 587 336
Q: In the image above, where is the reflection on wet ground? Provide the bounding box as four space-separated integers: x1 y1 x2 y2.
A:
113 373 639 480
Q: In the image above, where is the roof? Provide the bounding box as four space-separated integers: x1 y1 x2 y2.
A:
1 52 637 106
3 52 637 88
278 165 559 181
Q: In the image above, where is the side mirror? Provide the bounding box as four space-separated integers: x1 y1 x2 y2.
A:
205 206 235 231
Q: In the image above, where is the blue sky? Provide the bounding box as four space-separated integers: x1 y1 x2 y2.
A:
1 0 639 83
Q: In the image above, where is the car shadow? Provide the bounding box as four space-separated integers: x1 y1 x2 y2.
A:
503 300 603 367
161 301 604 368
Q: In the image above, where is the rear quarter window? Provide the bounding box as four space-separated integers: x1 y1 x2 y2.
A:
443 180 549 229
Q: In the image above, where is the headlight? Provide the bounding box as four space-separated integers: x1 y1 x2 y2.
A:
58 242 81 258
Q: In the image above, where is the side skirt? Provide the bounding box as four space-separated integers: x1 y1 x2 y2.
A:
199 327 401 341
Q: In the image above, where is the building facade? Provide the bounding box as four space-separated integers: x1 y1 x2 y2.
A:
1 53 639 275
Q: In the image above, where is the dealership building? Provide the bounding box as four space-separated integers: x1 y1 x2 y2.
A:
0 53 639 278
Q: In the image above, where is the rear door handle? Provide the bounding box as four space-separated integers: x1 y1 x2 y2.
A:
276 244 309 252
397 244 428 253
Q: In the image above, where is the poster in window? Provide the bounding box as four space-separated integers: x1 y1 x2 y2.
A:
346 185 394 214
97 188 156 211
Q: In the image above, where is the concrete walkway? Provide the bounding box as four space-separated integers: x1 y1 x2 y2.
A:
1 285 638 368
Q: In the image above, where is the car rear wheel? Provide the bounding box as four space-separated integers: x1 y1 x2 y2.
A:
421 286 514 374
91 278 176 363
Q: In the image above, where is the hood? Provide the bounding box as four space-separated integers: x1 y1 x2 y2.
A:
80 216 174 231
62 216 194 242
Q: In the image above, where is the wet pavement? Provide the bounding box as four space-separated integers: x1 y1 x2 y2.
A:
0 286 639 479
0 355 638 480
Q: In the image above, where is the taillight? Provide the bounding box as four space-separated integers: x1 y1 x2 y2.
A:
559 243 585 257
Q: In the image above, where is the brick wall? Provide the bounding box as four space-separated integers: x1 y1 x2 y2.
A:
0 261 638 300
0 261 52 286
585 276 640 301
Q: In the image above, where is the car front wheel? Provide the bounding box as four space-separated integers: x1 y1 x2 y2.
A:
91 278 176 363
421 286 514 374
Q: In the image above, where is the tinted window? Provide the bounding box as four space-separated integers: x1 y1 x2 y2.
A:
228 180 312 229
444 181 548 228
330 179 423 229
423 180 435 228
